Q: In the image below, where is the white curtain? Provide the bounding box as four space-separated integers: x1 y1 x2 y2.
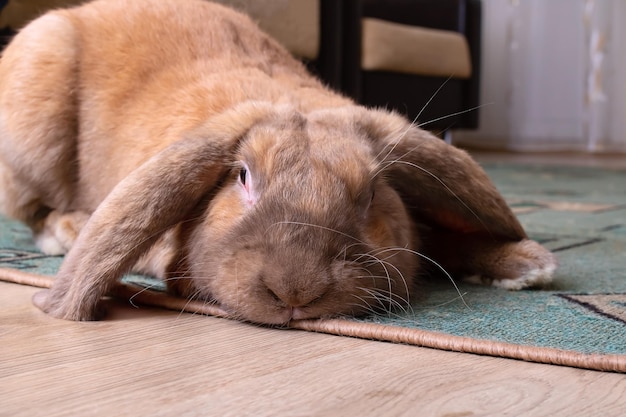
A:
454 0 626 153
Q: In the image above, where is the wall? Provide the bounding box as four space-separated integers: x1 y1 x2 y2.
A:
454 0 626 152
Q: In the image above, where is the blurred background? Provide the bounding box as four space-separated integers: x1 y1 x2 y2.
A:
454 0 626 153
2 0 624 153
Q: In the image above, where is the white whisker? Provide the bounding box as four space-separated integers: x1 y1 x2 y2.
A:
388 246 471 310
415 75 453 124
389 159 489 236
418 103 492 130
271 220 365 244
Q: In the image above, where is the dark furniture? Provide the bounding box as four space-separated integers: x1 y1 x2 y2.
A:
311 0 482 134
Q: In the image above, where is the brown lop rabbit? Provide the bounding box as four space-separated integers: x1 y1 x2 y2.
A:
0 0 556 324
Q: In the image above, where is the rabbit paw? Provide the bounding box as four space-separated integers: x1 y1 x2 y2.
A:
34 210 90 255
463 239 557 290
32 287 105 321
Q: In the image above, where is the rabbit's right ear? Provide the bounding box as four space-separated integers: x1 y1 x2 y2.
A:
33 101 275 320
357 108 526 242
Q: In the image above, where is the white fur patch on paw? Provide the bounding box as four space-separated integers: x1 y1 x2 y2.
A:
464 239 558 291
34 210 89 255
466 261 557 291
35 230 67 255
492 261 556 290
463 263 556 291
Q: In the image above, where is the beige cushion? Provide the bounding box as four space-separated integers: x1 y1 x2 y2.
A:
0 0 85 29
361 17 472 79
214 0 320 60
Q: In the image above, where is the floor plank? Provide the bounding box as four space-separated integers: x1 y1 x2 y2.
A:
2 281 625 417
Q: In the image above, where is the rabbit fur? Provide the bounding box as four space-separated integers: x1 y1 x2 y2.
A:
0 0 556 324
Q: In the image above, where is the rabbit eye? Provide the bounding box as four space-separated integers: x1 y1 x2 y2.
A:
238 162 257 206
239 167 247 185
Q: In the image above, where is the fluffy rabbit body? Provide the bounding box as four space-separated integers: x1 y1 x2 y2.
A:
0 0 556 324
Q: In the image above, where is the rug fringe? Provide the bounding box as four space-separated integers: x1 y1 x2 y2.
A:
289 319 626 373
1 267 624 373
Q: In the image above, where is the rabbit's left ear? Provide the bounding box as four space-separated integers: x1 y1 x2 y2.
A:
361 109 526 241
33 101 277 320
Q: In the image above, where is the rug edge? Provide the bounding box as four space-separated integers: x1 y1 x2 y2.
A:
289 318 626 373
2 267 624 373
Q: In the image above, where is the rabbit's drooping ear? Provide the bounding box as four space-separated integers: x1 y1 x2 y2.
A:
33 102 275 320
361 109 526 241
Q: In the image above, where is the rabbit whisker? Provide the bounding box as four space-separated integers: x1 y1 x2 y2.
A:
355 247 412 303
271 220 365 244
370 77 442 177
415 75 453 125
384 158 490 239
352 247 401 264
359 287 412 316
371 87 429 166
334 241 367 263
386 246 471 310
351 252 395 303
348 295 385 317
347 292 409 319
176 288 210 319
417 102 491 130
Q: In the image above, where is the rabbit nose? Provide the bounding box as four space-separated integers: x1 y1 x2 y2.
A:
290 307 308 320
264 280 327 310
265 285 310 308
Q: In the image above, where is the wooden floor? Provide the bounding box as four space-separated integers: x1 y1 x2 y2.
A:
2 151 626 417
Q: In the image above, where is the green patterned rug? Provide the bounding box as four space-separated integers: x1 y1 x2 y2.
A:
357 164 626 361
2 163 625 371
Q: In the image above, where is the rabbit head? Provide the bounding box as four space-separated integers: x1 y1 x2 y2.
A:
175 105 538 325
181 107 417 324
